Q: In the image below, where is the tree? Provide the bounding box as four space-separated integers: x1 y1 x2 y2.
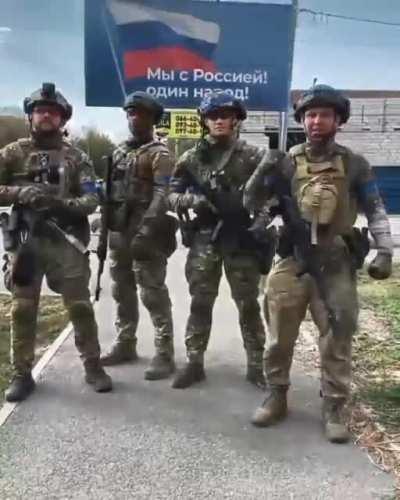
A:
0 116 28 148
73 128 116 178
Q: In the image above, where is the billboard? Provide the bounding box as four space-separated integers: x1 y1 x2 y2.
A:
85 0 296 111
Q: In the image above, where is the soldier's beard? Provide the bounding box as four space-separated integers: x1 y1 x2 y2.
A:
31 126 63 148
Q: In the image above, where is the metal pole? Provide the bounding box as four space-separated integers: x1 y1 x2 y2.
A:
278 0 298 152
279 111 289 151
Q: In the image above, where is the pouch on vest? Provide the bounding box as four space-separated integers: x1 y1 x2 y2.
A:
295 157 345 245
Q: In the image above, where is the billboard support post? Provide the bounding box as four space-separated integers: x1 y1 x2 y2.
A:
279 111 288 151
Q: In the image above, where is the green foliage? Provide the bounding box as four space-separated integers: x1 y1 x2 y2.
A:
356 267 400 430
73 128 116 178
0 116 28 148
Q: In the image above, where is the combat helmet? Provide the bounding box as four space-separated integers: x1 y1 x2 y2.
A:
23 82 72 121
123 91 164 124
293 84 350 124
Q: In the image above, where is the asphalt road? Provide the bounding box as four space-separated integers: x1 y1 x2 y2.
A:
0 240 394 499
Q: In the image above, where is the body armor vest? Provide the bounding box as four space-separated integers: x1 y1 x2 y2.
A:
293 152 357 244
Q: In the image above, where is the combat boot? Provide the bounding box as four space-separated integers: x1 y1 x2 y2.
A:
172 361 205 389
251 385 288 427
100 342 138 366
144 353 175 380
246 351 266 389
84 360 113 392
322 397 350 444
5 373 36 402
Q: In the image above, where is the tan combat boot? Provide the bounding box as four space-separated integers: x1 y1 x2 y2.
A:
251 386 288 427
100 341 138 366
322 397 350 444
84 359 113 392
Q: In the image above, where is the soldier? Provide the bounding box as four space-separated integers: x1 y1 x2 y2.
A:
169 91 270 389
245 85 393 442
0 82 112 401
99 91 177 381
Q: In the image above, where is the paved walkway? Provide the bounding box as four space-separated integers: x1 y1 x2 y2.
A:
0 243 394 499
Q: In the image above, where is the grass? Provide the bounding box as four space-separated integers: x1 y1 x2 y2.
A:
355 265 400 430
0 294 69 398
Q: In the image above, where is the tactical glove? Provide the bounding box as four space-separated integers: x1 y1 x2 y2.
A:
368 252 392 280
179 193 215 212
18 186 61 211
18 185 44 206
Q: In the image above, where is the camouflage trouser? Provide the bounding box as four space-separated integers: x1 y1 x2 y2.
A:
264 245 358 400
5 237 100 376
184 231 265 366
109 232 173 356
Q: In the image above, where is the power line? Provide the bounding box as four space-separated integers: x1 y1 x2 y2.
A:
299 8 400 28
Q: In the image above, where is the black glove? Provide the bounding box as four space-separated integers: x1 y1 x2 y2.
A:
368 252 392 280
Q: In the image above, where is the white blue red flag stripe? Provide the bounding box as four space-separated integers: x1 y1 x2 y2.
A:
106 0 220 80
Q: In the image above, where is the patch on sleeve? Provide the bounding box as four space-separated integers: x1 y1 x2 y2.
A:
81 180 97 194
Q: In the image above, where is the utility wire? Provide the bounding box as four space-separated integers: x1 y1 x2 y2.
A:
299 8 400 27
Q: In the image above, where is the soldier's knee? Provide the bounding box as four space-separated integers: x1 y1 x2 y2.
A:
12 298 37 322
190 292 215 315
337 307 358 335
140 286 168 309
66 300 95 323
234 297 260 317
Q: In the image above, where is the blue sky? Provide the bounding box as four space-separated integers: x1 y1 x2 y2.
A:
1 0 399 138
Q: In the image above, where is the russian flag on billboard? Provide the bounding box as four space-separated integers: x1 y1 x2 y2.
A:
104 0 220 81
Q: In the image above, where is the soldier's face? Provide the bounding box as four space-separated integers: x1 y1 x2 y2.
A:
205 109 238 138
127 107 154 135
303 107 340 142
32 105 63 133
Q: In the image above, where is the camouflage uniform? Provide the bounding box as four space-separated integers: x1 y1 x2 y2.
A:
245 85 393 441
100 137 176 377
169 135 266 386
0 134 111 393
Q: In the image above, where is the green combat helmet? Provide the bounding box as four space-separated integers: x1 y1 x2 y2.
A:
123 91 164 125
293 84 350 125
23 82 73 121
